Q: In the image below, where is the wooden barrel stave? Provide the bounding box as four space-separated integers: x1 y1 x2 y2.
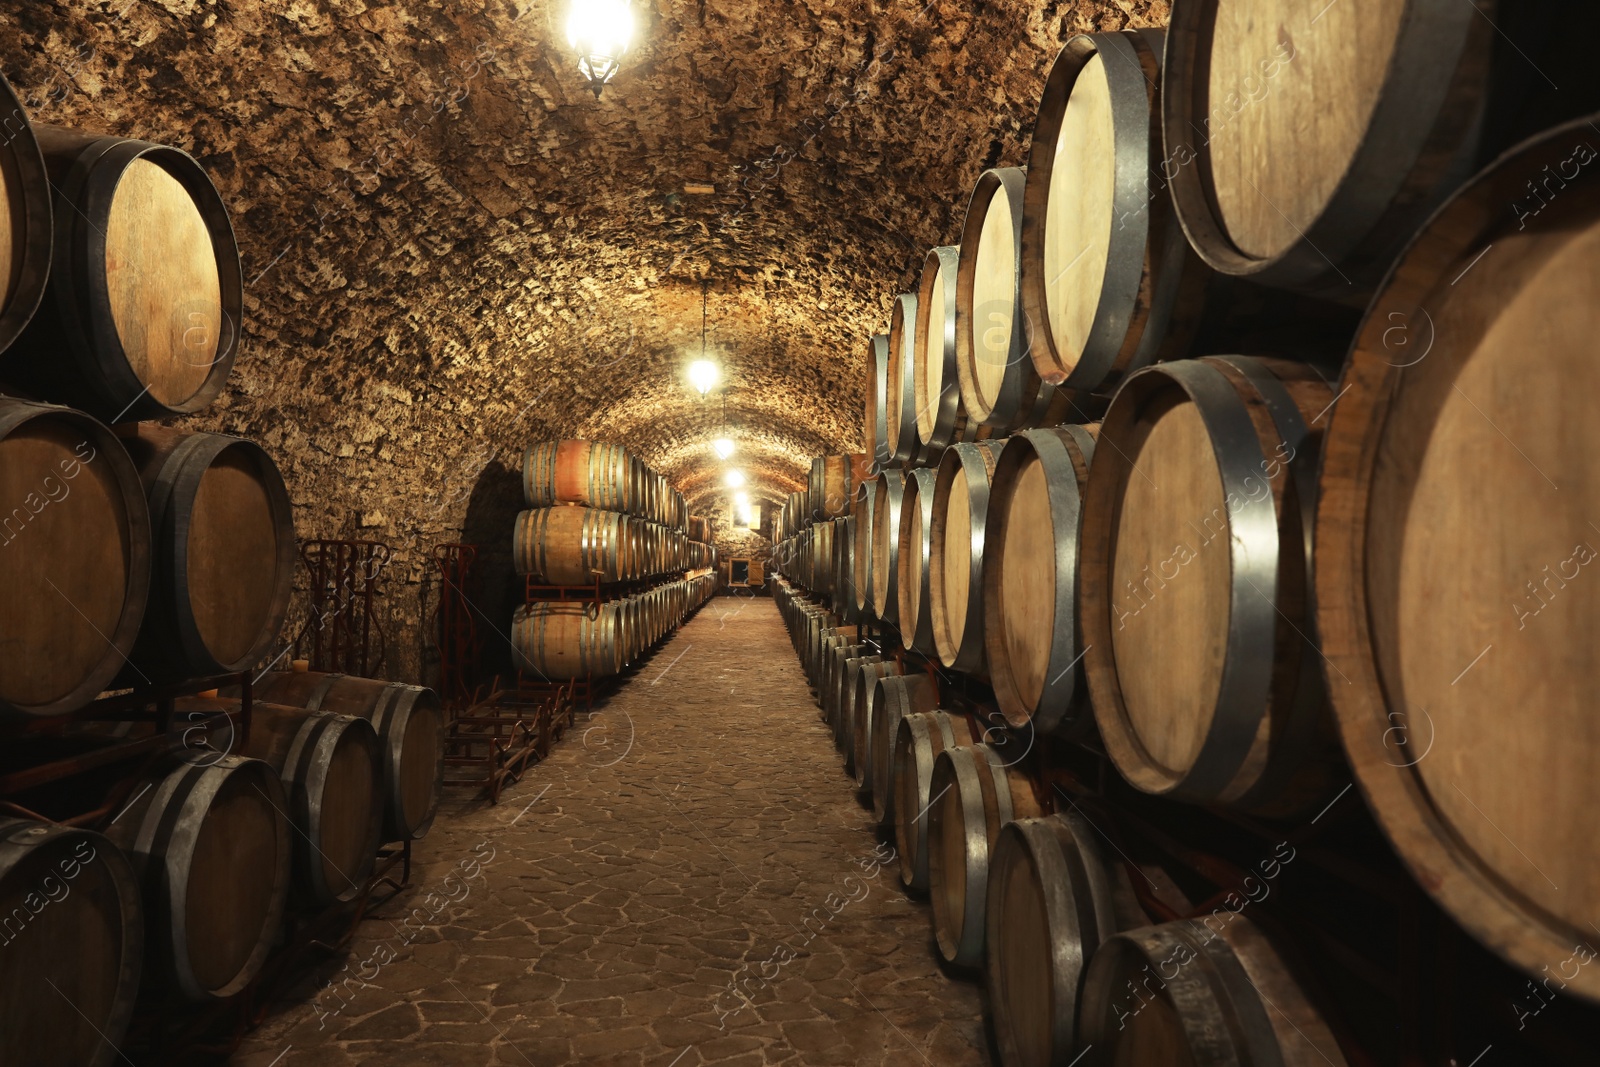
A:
865 333 891 472
1022 29 1209 394
928 743 1042 968
0 72 52 355
1161 0 1492 300
985 811 1147 1066
513 602 619 681
251 671 445 842
931 440 1005 673
118 425 294 682
189 698 384 905
915 244 976 451
0 819 142 1067
1079 916 1349 1066
835 652 880 748
1081 355 1341 813
869 673 939 828
957 167 1058 431
851 476 878 615
1315 116 1600 1002
984 424 1098 736
0 399 151 717
104 755 291 1001
869 470 907 624
522 440 631 512
897 467 939 655
893 710 974 892
845 658 899 777
886 293 921 465
8 125 242 422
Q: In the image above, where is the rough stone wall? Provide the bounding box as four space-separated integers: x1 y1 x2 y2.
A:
713 525 773 583
0 0 1166 685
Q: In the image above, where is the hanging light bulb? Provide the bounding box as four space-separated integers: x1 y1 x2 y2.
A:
688 359 719 396
724 469 746 489
566 0 635 99
713 438 736 459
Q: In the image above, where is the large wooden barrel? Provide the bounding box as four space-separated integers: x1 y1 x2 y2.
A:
0 820 141 1067
885 293 920 465
0 74 52 356
865 333 891 471
234 701 382 904
118 426 293 682
893 710 974 892
522 440 631 511
811 519 838 599
823 638 866 730
7 126 242 422
831 515 858 622
808 621 854 690
1081 356 1339 814
1079 917 1348 1066
514 506 627 584
851 668 928 799
984 425 1097 737
914 245 971 452
1022 29 1205 394
810 457 859 522
845 658 899 777
513 601 620 681
985 811 1146 1067
956 167 1054 431
610 598 636 667
868 672 938 829
930 440 1003 673
851 477 878 615
896 467 938 654
928 743 1042 967
251 671 445 842
869 470 906 624
0 399 150 717
835 651 881 748
1315 116 1600 1002
822 455 868 520
1162 0 1489 299
104 756 291 1001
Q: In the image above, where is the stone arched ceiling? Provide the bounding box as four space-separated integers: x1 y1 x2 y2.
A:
2 0 1165 526
1 0 1165 672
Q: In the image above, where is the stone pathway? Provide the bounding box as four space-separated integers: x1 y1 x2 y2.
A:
231 597 991 1066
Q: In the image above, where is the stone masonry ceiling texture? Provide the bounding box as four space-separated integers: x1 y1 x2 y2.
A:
0 0 1168 678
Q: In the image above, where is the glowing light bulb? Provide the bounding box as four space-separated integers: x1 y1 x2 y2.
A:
713 438 736 459
725 469 746 489
688 360 720 396
566 0 633 66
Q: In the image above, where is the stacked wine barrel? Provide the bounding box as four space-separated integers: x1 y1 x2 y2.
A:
774 3 1600 1062
0 84 291 718
512 440 716 680
0 72 453 1065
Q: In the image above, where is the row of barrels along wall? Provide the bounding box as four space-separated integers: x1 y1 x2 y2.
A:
512 439 718 680
0 69 452 1065
771 2 1600 1061
774 578 1348 1066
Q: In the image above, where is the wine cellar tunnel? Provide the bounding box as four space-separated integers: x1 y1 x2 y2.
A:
4 0 1600 1064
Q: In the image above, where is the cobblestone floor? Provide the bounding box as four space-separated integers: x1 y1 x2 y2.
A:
231 596 992 1066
